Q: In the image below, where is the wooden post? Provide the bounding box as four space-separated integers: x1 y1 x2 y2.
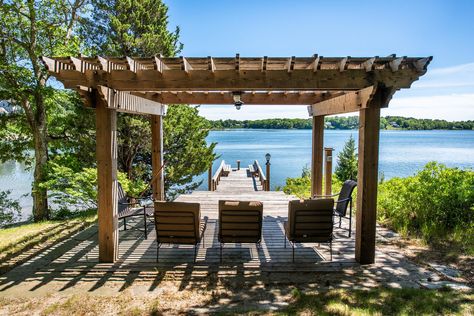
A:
208 165 212 191
355 101 381 264
237 160 240 170
265 161 271 191
151 115 164 201
311 116 324 197
96 93 118 263
324 147 334 195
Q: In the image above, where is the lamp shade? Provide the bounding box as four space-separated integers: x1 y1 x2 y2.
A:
265 153 271 162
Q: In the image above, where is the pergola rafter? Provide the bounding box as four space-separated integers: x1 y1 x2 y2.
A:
42 54 432 265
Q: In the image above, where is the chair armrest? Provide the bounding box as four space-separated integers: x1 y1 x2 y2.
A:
335 197 352 203
118 201 140 206
313 193 340 198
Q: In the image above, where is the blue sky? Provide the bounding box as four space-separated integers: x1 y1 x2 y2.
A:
165 0 474 121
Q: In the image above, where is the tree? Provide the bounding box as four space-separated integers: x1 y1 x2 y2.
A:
83 0 215 198
0 190 21 226
0 0 86 221
335 135 358 181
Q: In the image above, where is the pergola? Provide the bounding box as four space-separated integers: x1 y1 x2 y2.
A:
42 54 432 264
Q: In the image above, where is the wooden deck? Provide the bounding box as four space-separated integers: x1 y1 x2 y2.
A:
42 168 356 273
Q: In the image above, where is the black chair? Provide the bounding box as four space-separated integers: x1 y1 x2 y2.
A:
314 180 357 237
117 182 153 239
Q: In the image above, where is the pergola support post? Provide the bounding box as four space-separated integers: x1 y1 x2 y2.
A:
355 95 382 264
311 116 324 197
151 115 165 201
96 92 119 263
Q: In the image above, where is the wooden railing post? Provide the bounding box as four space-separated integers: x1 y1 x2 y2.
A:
208 165 212 191
265 161 271 191
324 147 334 195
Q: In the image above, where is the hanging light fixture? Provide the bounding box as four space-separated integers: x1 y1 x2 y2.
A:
232 91 243 110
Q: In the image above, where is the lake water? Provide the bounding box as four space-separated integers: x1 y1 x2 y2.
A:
2 129 474 219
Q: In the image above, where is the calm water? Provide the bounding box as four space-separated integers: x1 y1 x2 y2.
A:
2 129 474 219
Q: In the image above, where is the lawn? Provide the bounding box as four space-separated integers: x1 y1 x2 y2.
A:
0 210 97 272
0 287 472 315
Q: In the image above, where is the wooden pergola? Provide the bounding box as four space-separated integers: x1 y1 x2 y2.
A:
42 54 432 264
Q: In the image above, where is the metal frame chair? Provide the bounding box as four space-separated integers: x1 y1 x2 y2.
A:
154 201 207 263
314 180 357 237
284 199 335 262
117 182 153 239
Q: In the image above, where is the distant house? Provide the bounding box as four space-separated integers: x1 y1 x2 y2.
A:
389 121 400 128
0 100 20 115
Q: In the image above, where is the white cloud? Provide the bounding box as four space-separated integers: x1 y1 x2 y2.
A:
198 62 474 121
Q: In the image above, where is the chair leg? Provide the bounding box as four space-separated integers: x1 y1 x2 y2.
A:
348 208 352 238
339 216 342 228
156 243 161 263
143 208 148 240
292 242 295 263
194 244 198 263
220 243 223 263
330 240 333 261
123 218 127 230
283 235 287 248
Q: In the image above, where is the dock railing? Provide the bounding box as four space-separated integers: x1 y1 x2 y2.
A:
254 160 268 191
211 160 226 191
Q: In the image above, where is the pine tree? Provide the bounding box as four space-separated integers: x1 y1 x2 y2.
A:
335 135 358 181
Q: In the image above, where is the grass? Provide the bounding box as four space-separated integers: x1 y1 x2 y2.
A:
0 209 97 270
1 287 472 315
279 288 473 316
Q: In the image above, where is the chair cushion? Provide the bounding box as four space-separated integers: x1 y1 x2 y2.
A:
218 200 263 243
154 201 201 245
287 199 334 243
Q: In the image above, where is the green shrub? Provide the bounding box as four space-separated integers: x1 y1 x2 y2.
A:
0 190 21 227
378 162 474 250
282 166 343 199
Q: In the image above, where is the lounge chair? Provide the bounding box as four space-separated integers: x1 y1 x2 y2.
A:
154 201 208 263
314 179 357 237
218 200 263 262
284 198 335 262
117 182 153 239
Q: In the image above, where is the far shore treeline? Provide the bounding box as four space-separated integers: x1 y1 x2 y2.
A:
210 116 474 130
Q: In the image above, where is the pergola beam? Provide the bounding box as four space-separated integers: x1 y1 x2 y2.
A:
98 86 166 116
133 91 345 105
308 86 377 116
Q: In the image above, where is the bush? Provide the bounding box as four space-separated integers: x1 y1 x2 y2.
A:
42 161 147 216
0 190 21 226
282 166 343 199
378 162 474 250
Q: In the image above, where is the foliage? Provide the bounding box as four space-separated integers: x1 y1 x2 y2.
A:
0 190 21 227
335 134 358 181
282 166 343 199
163 105 216 199
0 0 87 221
209 116 474 130
41 161 146 214
85 0 182 57
378 162 474 251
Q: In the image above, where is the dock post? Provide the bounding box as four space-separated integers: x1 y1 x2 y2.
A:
324 147 334 195
237 160 240 170
265 153 271 191
208 165 212 191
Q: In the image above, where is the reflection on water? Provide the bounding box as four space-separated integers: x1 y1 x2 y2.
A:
1 129 474 219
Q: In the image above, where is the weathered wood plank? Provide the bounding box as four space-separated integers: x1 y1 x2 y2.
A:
308 86 376 116
98 85 165 116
